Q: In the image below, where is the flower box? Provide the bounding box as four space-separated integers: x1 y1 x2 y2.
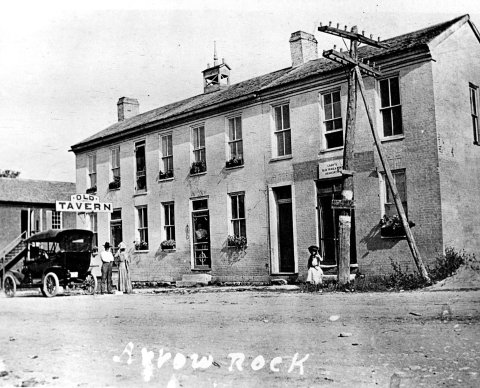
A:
86 186 97 194
134 241 149 251
226 157 244 168
108 176 121 190
227 235 247 249
158 170 174 180
160 239 176 250
190 161 207 175
380 215 415 238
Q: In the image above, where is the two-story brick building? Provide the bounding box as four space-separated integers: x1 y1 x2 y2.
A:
71 15 480 284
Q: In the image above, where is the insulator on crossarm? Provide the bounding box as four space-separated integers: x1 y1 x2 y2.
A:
362 30 365 35
378 36 381 42
320 22 322 27
336 23 340 28
329 21 332 26
344 25 347 30
340 48 343 52
370 34 373 39
333 44 337 50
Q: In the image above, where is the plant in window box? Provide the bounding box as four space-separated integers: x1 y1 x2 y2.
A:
160 239 176 250
108 176 121 190
226 157 244 168
227 235 247 249
86 186 97 194
379 215 415 238
134 240 149 251
190 161 207 175
158 170 174 180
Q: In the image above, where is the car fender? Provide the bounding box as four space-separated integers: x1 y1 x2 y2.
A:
4 270 22 286
42 266 68 281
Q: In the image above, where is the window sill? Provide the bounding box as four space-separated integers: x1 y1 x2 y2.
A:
319 146 343 154
381 135 404 143
108 187 120 192
133 191 148 197
225 164 244 171
269 155 292 163
474 141 479 146
191 267 212 272
134 250 149 253
158 177 174 182
190 172 207 177
161 248 176 252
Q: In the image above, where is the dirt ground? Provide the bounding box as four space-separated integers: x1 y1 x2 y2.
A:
0 287 479 388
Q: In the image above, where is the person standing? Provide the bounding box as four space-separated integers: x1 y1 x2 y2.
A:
100 242 114 294
306 245 324 292
115 242 132 294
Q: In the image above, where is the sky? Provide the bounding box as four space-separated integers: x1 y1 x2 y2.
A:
0 0 479 183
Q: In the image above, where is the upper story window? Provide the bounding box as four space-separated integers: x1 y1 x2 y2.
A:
380 76 403 137
273 103 291 157
191 125 206 174
87 153 97 192
52 211 62 229
227 116 244 168
322 90 343 149
159 134 174 179
470 83 479 144
135 140 147 191
109 146 121 190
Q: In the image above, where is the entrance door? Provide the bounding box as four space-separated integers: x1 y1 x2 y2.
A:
192 199 210 269
317 180 357 266
274 186 295 273
110 209 123 252
21 210 29 237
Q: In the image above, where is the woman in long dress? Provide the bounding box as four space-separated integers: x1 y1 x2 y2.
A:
116 242 132 294
306 245 323 291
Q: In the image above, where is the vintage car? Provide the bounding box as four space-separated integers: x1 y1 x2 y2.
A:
3 229 97 297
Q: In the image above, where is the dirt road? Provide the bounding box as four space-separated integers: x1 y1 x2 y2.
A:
1 288 479 387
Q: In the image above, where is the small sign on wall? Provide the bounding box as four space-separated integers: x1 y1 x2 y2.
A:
318 160 342 180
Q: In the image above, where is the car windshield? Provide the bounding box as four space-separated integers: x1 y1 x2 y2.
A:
59 231 93 252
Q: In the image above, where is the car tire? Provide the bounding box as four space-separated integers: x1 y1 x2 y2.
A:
42 272 60 297
3 273 17 297
84 273 97 295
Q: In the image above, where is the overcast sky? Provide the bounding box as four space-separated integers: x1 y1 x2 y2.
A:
0 0 479 182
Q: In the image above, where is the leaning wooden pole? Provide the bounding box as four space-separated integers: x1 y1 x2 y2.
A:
355 67 431 283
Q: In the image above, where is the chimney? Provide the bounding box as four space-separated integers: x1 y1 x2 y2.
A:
117 97 139 121
289 31 318 67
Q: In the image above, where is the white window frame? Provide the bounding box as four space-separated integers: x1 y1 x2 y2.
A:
192 125 206 163
379 169 408 218
229 192 246 238
227 116 243 163
273 103 291 157
110 146 120 182
52 211 62 230
135 206 149 249
162 202 175 241
160 133 174 178
379 76 403 138
470 83 479 144
88 213 98 247
135 140 147 192
321 89 344 150
87 153 97 189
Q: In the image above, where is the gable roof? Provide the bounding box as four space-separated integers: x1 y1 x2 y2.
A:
0 178 76 205
71 14 471 152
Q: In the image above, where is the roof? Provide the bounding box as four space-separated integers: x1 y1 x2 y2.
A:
25 229 93 243
71 14 470 152
0 178 76 205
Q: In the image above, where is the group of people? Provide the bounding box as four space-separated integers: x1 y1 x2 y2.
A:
99 241 132 294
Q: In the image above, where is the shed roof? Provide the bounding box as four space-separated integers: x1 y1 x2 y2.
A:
71 14 470 152
0 178 76 205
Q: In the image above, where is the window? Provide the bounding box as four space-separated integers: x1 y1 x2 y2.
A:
381 170 407 218
323 91 343 149
136 206 148 250
227 116 243 167
274 104 291 156
87 154 97 191
109 146 121 189
380 77 402 137
230 193 246 238
88 213 98 248
52 211 62 229
135 141 147 191
163 202 175 241
191 126 206 174
160 134 174 179
470 83 479 143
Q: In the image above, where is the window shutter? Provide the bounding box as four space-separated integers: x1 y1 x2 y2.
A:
46 210 52 230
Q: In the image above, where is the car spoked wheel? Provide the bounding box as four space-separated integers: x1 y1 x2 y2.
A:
3 273 16 297
42 272 60 297
83 274 97 295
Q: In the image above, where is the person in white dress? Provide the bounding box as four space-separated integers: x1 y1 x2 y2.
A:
306 245 323 291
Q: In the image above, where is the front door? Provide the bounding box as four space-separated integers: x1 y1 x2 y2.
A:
274 186 295 273
192 199 210 269
21 209 30 237
317 180 357 266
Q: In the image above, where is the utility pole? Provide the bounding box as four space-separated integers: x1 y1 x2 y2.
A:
318 22 431 284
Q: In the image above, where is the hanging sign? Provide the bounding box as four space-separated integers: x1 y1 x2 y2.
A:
56 193 112 213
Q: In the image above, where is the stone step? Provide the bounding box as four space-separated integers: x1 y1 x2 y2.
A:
181 273 212 284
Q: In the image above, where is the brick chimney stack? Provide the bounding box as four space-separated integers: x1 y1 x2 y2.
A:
289 31 318 67
117 97 139 121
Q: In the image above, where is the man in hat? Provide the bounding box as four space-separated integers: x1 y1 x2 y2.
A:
100 242 114 294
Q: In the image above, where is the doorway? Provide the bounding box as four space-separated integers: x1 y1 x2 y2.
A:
317 180 357 266
273 186 295 273
192 199 210 269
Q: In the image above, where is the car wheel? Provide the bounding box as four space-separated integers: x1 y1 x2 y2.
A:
83 274 97 295
3 273 16 297
42 272 60 297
